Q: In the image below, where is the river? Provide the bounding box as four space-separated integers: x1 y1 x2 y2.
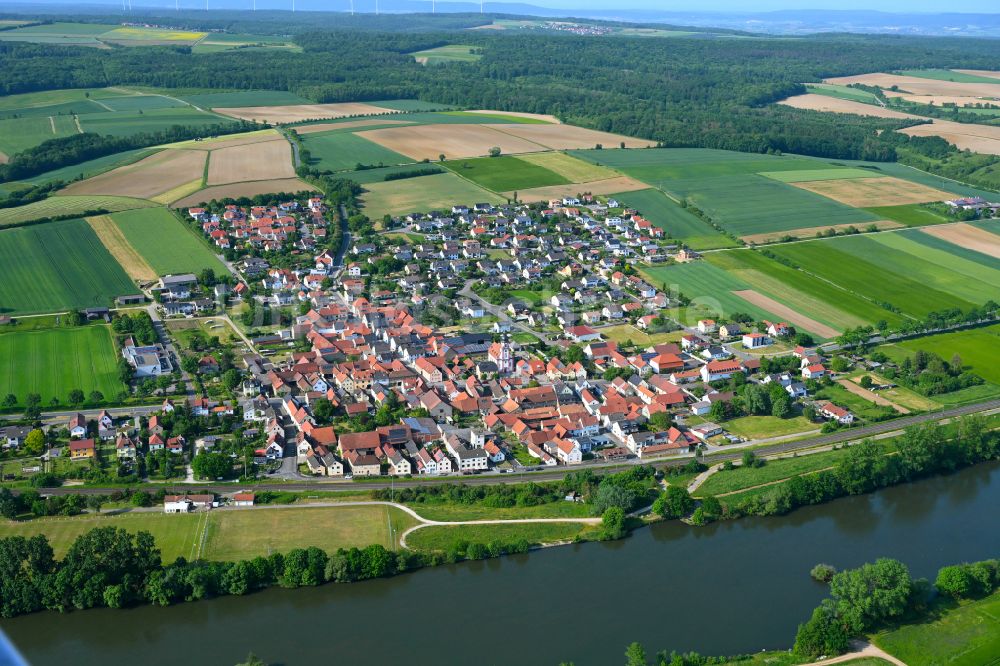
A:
4 461 999 666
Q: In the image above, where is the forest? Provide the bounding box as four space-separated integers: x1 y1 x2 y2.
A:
2 15 1000 180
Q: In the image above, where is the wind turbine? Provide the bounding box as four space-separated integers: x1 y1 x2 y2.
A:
349 0 354 14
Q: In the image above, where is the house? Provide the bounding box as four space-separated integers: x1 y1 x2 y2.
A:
765 321 790 337
819 402 855 425
233 493 255 507
719 323 743 339
700 359 745 382
742 333 771 349
122 341 173 377
565 325 601 343
68 413 88 439
555 439 582 465
163 494 214 513
697 319 716 334
116 435 137 460
159 274 198 300
433 448 454 474
802 364 827 380
69 439 96 460
1 426 30 450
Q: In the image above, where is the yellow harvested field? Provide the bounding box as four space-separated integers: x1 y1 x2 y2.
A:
486 123 655 150
825 73 1000 99
741 220 903 244
791 176 955 207
883 91 997 107
213 103 396 123
85 214 157 281
151 179 203 205
206 139 295 185
732 289 840 339
954 69 1000 81
61 149 207 199
357 123 548 160
920 223 1000 260
464 109 561 123
517 151 618 182
509 176 648 202
164 129 279 150
901 120 1000 155
779 94 918 119
172 178 314 207
293 119 413 134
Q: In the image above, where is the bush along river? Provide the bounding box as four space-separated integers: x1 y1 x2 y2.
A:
3 460 999 666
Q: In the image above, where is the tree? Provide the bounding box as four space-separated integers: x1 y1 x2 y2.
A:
222 369 242 392
770 391 791 419
859 375 873 389
793 599 851 658
648 412 672 431
625 642 648 666
591 483 639 514
829 558 912 633
192 451 234 480
23 429 46 456
2 394 15 408
68 389 85 406
602 506 626 538
235 653 266 666
811 563 837 583
88 391 104 405
563 345 585 364
935 565 972 599
653 486 693 519
488 146 501 157
311 398 335 424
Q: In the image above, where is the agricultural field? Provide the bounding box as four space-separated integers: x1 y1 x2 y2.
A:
60 149 207 200
302 130 413 172
78 107 235 137
790 176 955 207
640 262 779 327
825 72 1000 99
0 218 135 314
880 323 1000 385
512 176 647 201
92 94 188 112
609 188 736 250
894 68 1000 84
864 203 954 227
0 115 79 157
516 151 618 182
206 139 295 184
0 195 157 228
486 123 654 150
804 83 882 104
764 236 989 318
213 102 399 124
361 172 505 219
411 44 481 65
358 123 548 161
336 164 445 185
85 215 157 282
0 323 125 406
444 155 569 192
7 148 158 190
0 21 114 46
919 222 1000 259
190 33 301 54
367 100 455 112
171 178 315 208
759 168 881 183
108 208 226 276
874 592 1000 666
705 250 907 329
179 90 313 109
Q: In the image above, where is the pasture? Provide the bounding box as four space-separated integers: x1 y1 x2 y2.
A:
0 324 125 406
882 323 1000 385
791 176 955 207
412 44 481 65
660 174 879 237
705 250 907 329
171 178 316 208
0 218 135 314
213 102 397 124
766 239 977 318
302 130 412 172
61 149 208 200
517 151 618 182
110 208 226 275
357 123 548 161
0 195 157 228
610 188 735 250
444 155 569 192
361 172 504 219
206 139 295 185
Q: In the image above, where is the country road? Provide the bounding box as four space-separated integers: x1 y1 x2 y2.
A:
25 397 1000 496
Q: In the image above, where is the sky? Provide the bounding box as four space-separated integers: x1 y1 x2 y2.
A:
532 0 998 10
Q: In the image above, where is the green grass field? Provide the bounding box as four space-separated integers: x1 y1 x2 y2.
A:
0 218 135 314
406 501 593 522
766 238 973 318
611 188 736 250
865 203 954 227
445 155 569 192
0 99 108 120
361 172 505 218
179 90 313 108
894 68 1000 84
0 115 78 156
303 130 413 172
640 262 777 323
874 592 1000 666
10 148 159 189
111 208 226 275
94 95 188 112
411 44 481 64
405 522 598 552
721 415 818 442
881 324 1000 385
0 88 120 112
0 324 125 406
367 99 454 112
78 108 234 137
0 195 157 228
760 168 881 183
695 446 857 497
337 164 445 185
805 83 882 104
705 250 907 329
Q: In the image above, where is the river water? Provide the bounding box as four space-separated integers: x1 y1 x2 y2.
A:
4 462 999 666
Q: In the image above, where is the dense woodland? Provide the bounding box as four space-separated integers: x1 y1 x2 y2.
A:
2 14 1000 184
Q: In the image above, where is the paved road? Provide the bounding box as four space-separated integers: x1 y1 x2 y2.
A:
333 203 351 272
146 305 197 403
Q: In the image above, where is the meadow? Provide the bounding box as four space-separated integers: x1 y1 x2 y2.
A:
874 592 1000 666
78 108 235 137
361 172 505 219
864 203 953 227
0 195 157 228
0 115 78 157
405 522 597 552
0 218 135 314
179 90 313 109
881 323 1000 385
640 262 776 324
110 208 226 275
0 323 124 406
766 239 975 318
445 155 569 192
804 83 882 103
412 44 481 65
303 130 413 172
609 188 735 250
894 68 1000 84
